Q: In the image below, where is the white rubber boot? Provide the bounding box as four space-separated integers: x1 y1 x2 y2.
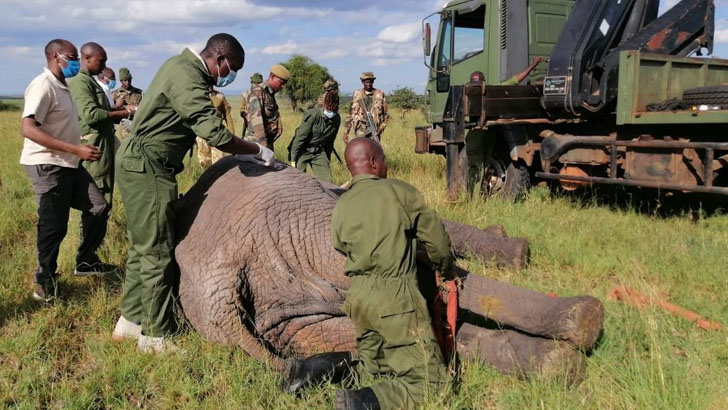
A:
111 316 142 341
137 334 182 354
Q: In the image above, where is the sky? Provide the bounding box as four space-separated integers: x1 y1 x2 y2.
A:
0 0 726 96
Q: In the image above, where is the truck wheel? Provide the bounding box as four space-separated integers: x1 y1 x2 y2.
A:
682 85 728 108
484 158 530 201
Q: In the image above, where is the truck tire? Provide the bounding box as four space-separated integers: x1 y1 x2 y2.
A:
502 161 531 201
681 85 728 108
484 157 530 201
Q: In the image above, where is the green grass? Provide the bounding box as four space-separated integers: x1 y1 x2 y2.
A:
1 97 727 409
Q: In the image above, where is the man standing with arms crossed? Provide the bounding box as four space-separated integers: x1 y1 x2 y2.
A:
20 39 109 301
69 42 134 275
243 64 289 150
240 72 263 135
113 33 275 353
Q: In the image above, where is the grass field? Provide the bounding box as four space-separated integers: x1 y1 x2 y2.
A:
1 96 727 409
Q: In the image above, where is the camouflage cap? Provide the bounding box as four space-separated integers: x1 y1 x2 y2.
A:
119 67 132 81
250 72 263 84
360 71 376 81
270 64 290 81
323 79 339 91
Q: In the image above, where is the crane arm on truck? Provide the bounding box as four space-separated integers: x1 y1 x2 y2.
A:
543 0 715 116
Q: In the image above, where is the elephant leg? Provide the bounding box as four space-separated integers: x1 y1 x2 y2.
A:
458 271 603 351
442 220 529 268
456 323 585 384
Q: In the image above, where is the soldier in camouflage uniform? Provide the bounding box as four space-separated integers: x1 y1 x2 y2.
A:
343 71 389 143
112 67 143 140
196 88 235 169
243 64 289 150
240 72 263 135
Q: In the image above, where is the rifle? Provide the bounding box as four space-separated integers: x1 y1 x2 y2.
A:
364 111 380 142
357 98 380 142
331 147 343 164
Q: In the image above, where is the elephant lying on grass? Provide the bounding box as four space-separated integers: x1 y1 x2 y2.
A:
174 158 604 382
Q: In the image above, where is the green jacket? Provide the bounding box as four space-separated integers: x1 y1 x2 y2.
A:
68 69 114 140
124 48 233 174
288 107 340 162
331 174 454 279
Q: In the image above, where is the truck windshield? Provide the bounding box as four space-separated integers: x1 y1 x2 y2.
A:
453 5 485 63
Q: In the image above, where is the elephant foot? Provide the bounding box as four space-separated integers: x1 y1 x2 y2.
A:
552 295 604 351
458 272 604 351
456 324 585 385
443 220 530 268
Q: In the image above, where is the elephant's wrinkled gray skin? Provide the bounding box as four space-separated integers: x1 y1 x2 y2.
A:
174 158 603 382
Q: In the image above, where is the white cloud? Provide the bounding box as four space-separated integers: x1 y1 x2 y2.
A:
256 34 420 66
377 22 421 43
261 41 300 55
716 30 728 43
0 46 43 63
372 57 415 66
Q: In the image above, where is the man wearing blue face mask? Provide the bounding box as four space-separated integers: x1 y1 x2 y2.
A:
288 85 341 182
19 39 110 302
114 33 275 354
69 42 133 276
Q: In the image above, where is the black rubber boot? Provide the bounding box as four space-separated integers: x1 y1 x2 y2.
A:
334 387 381 410
280 352 352 394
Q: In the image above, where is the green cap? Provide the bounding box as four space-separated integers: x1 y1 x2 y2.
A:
119 67 132 81
360 71 375 81
250 72 263 84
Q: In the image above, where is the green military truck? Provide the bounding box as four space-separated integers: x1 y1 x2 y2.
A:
416 0 728 198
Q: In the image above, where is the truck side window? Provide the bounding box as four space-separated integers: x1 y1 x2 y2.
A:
453 5 485 64
436 16 453 92
437 17 453 70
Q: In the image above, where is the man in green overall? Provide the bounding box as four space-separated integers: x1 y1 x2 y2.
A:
68 42 133 275
287 87 341 182
281 138 453 410
112 33 275 353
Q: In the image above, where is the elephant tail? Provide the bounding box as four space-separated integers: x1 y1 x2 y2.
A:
237 326 285 370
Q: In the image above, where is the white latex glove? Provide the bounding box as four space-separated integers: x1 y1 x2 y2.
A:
255 143 275 167
235 154 263 165
289 161 296 167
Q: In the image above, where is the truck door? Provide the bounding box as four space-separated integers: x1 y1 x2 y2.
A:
429 1 488 124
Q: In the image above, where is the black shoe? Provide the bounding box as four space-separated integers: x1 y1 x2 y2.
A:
334 387 380 410
74 261 116 276
32 281 57 303
280 352 352 395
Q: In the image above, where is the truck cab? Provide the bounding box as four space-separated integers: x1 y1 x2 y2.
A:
424 0 575 127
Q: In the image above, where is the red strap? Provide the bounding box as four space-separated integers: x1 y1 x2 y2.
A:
432 272 459 361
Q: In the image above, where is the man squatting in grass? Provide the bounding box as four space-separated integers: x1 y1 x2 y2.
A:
69 42 138 276
287 84 341 183
19 39 109 302
112 33 276 353
282 138 454 410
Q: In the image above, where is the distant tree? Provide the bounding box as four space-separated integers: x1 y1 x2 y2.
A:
280 55 331 112
388 86 424 119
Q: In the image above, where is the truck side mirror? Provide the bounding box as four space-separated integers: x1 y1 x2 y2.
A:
423 23 431 56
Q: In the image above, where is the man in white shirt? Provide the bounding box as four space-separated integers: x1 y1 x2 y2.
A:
96 67 119 107
20 38 110 302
